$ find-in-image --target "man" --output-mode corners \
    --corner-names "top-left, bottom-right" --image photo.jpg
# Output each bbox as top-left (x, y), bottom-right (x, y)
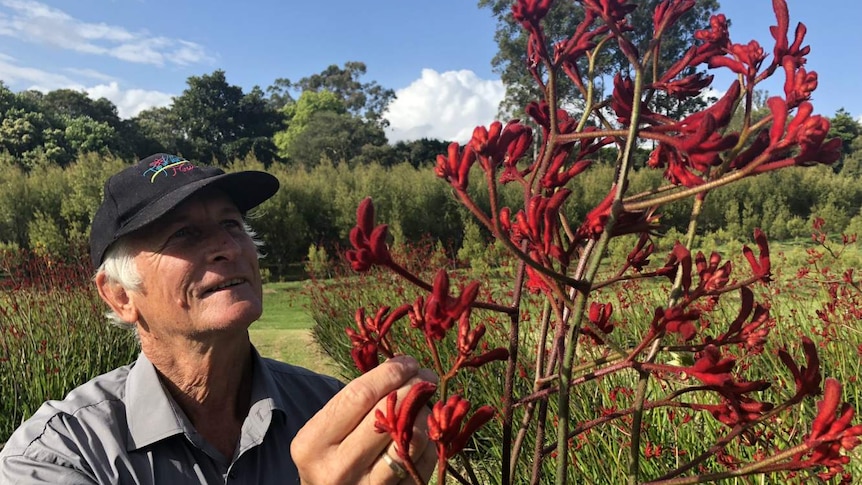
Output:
top-left (0, 154), bottom-right (436, 484)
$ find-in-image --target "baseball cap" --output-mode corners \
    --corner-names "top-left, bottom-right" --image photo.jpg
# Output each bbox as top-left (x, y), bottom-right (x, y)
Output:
top-left (89, 153), bottom-right (279, 267)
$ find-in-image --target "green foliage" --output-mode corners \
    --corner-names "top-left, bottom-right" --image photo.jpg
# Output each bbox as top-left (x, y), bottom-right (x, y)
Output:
top-left (1, 153), bottom-right (861, 271)
top-left (277, 61), bottom-right (396, 127)
top-left (274, 89), bottom-right (387, 167)
top-left (304, 244), bottom-right (332, 280)
top-left (166, 70), bottom-right (282, 164)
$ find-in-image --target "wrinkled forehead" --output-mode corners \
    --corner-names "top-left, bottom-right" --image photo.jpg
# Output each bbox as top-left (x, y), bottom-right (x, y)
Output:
top-left (125, 188), bottom-right (242, 245)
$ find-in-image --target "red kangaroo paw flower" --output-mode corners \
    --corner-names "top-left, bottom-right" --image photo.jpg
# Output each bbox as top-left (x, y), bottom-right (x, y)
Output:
top-left (428, 395), bottom-right (496, 458)
top-left (652, 0), bottom-right (695, 40)
top-left (625, 234), bottom-right (655, 272)
top-left (435, 142), bottom-right (477, 192)
top-left (783, 58), bottom-right (817, 109)
top-left (662, 306), bottom-right (701, 341)
top-left (695, 250), bottom-right (731, 293)
top-left (346, 304), bottom-right (411, 373)
top-left (769, 0), bottom-right (810, 69)
top-left (778, 336), bottom-right (822, 398)
top-left (693, 396), bottom-right (773, 428)
top-left (798, 378), bottom-right (862, 478)
top-left (346, 198), bottom-right (393, 272)
top-left (413, 271), bottom-right (481, 341)
top-left (462, 348), bottom-right (510, 368)
top-left (582, 301), bottom-right (614, 344)
top-left (470, 120), bottom-right (534, 173)
top-left (742, 228), bottom-right (772, 282)
top-left (375, 381), bottom-right (438, 463)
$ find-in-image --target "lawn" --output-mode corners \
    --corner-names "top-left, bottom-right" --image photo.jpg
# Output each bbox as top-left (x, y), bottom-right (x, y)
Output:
top-left (249, 281), bottom-right (341, 377)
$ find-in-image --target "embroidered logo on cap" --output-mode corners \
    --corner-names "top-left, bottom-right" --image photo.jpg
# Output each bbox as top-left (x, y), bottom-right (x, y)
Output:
top-left (142, 155), bottom-right (196, 183)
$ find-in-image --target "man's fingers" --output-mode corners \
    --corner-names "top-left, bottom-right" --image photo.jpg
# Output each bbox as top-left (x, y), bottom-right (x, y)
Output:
top-left (301, 356), bottom-right (420, 444)
top-left (336, 370), bottom-right (436, 466)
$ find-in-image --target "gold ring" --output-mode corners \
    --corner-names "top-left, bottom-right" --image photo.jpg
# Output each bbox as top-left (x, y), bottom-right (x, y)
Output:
top-left (382, 452), bottom-right (408, 479)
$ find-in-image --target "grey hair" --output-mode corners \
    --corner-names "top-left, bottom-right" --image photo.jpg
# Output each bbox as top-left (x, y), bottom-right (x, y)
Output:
top-left (96, 221), bottom-right (264, 332)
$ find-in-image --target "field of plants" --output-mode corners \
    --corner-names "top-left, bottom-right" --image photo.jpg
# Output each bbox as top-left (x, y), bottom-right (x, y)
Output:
top-left (308, 231), bottom-right (862, 483)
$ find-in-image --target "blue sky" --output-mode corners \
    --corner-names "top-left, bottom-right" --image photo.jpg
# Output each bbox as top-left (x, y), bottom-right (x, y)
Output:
top-left (0, 0), bottom-right (858, 143)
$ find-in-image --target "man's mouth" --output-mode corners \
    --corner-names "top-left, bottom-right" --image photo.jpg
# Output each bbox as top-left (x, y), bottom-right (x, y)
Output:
top-left (204, 278), bottom-right (246, 294)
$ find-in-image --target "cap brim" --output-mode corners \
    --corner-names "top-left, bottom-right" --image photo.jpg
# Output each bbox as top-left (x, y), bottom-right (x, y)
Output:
top-left (114, 170), bottom-right (279, 238)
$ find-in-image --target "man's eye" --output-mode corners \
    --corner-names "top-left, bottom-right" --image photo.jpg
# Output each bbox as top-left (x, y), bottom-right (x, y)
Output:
top-left (222, 219), bottom-right (243, 229)
top-left (171, 227), bottom-right (192, 239)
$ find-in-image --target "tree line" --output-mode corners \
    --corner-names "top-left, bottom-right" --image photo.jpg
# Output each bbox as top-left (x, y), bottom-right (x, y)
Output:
top-left (0, 62), bottom-right (451, 172)
top-left (2, 151), bottom-right (860, 279)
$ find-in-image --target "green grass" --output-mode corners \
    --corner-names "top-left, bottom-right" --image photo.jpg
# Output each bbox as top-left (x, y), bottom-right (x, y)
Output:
top-left (249, 281), bottom-right (340, 377)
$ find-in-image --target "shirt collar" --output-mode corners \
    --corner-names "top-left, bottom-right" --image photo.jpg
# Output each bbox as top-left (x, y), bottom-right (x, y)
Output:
top-left (124, 347), bottom-right (283, 452)
top-left (124, 352), bottom-right (186, 451)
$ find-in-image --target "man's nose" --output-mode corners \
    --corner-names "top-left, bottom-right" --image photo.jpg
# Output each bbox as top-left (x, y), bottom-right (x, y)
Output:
top-left (204, 225), bottom-right (243, 262)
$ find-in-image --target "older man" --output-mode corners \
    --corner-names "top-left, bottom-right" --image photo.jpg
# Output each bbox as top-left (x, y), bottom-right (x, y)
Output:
top-left (0, 154), bottom-right (435, 484)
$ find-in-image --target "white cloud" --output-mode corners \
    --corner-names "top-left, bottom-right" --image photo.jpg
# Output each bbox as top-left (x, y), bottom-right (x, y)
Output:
top-left (0, 55), bottom-right (172, 118)
top-left (385, 68), bottom-right (505, 143)
top-left (0, 53), bottom-right (79, 87)
top-left (0, 0), bottom-right (212, 66)
top-left (86, 81), bottom-right (173, 118)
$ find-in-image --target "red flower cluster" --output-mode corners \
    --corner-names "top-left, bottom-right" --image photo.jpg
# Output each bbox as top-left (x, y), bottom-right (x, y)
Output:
top-left (345, 305), bottom-right (410, 372)
top-left (375, 381), bottom-right (438, 478)
top-left (346, 197), bottom-right (393, 272)
top-left (428, 395), bottom-right (495, 459)
top-left (408, 270), bottom-right (479, 341)
top-left (794, 379), bottom-right (862, 481)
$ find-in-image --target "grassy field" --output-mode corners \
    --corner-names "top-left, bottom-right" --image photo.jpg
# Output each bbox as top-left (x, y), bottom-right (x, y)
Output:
top-left (250, 281), bottom-right (340, 377)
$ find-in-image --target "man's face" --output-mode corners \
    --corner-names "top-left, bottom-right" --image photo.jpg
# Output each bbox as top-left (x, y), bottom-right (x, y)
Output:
top-left (126, 189), bottom-right (263, 338)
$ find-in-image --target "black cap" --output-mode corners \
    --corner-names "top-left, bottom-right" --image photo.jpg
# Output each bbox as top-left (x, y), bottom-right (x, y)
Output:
top-left (89, 153), bottom-right (279, 267)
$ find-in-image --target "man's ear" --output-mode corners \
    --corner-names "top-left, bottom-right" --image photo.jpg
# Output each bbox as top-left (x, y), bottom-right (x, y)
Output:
top-left (94, 272), bottom-right (139, 324)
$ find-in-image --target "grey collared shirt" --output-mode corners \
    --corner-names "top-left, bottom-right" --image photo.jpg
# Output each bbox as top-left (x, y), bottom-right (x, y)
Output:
top-left (0, 349), bottom-right (343, 484)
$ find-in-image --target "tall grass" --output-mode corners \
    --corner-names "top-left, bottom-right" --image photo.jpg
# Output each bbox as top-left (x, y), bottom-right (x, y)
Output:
top-left (0, 248), bottom-right (139, 444)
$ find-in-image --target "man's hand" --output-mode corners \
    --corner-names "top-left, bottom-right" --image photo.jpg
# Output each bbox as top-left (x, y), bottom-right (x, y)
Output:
top-left (292, 356), bottom-right (438, 484)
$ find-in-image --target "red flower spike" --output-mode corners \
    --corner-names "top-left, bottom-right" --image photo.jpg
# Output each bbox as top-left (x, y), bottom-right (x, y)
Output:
top-left (742, 228), bottom-right (772, 282)
top-left (470, 120), bottom-right (534, 173)
top-left (778, 336), bottom-right (822, 398)
top-left (652, 0), bottom-right (695, 40)
top-left (652, 72), bottom-right (714, 100)
top-left (695, 250), bottom-right (731, 293)
top-left (693, 396), bottom-right (774, 428)
top-left (346, 198), bottom-right (393, 272)
top-left (662, 306), bottom-right (700, 341)
top-left (783, 58), bottom-right (817, 109)
top-left (435, 142), bottom-right (477, 191)
top-left (346, 304), bottom-right (411, 373)
top-left (582, 301), bottom-right (614, 344)
top-left (625, 234), bottom-right (654, 272)
top-left (375, 381), bottom-right (438, 463)
top-left (659, 242), bottom-right (692, 292)
top-left (511, 0), bottom-right (553, 26)
top-left (802, 378), bottom-right (862, 477)
top-left (429, 396), bottom-right (496, 459)
top-left (417, 271), bottom-right (481, 341)
top-left (769, 0), bottom-right (810, 69)
top-left (462, 348), bottom-right (510, 368)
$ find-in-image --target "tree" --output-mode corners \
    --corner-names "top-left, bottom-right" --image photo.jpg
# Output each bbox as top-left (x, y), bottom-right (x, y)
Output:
top-left (828, 108), bottom-right (861, 157)
top-left (274, 89), bottom-right (386, 167)
top-left (169, 70), bottom-right (282, 164)
top-left (273, 61), bottom-right (396, 128)
top-left (478, 0), bottom-right (719, 118)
